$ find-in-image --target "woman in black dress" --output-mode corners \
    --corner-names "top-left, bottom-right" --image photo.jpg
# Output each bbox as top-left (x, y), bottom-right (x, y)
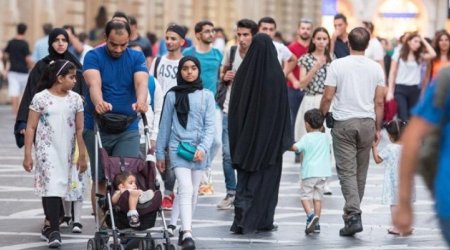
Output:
top-left (229, 33), bottom-right (293, 234)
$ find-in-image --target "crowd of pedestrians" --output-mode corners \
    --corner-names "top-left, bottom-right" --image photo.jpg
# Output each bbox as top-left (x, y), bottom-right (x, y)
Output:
top-left (2, 8), bottom-right (450, 249)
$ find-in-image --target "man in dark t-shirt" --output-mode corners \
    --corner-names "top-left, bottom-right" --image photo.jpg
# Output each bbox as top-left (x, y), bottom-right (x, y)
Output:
top-left (3, 23), bottom-right (32, 116)
top-left (129, 16), bottom-right (153, 68)
top-left (331, 13), bottom-right (350, 58)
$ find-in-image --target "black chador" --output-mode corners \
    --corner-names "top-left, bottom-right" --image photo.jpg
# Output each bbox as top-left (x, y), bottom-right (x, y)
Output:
top-left (228, 33), bottom-right (293, 234)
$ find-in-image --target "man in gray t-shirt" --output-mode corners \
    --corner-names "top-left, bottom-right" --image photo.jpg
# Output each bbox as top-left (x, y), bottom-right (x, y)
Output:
top-left (320, 27), bottom-right (385, 237)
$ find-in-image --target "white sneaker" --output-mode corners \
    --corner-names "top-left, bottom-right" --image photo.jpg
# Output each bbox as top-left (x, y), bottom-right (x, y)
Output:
top-left (72, 222), bottom-right (82, 233)
top-left (167, 224), bottom-right (176, 237)
top-left (217, 194), bottom-right (235, 210)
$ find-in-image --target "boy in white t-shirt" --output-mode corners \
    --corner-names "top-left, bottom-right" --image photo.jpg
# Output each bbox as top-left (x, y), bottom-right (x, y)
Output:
top-left (290, 108), bottom-right (332, 235)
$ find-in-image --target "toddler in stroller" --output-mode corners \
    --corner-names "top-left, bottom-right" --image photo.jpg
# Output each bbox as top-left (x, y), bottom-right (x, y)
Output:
top-left (87, 114), bottom-right (176, 250)
top-left (111, 172), bottom-right (155, 228)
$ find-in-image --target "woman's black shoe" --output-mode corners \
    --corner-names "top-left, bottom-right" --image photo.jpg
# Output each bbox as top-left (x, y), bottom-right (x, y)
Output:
top-left (181, 237), bottom-right (196, 250)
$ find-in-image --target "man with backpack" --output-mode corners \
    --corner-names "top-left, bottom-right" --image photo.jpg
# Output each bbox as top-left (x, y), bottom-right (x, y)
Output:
top-left (216, 19), bottom-right (258, 210)
top-left (148, 24), bottom-right (186, 210)
top-left (394, 69), bottom-right (450, 245)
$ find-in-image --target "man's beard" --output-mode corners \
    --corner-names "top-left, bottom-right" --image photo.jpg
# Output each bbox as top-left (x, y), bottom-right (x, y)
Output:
top-left (201, 38), bottom-right (213, 45)
top-left (300, 34), bottom-right (310, 41)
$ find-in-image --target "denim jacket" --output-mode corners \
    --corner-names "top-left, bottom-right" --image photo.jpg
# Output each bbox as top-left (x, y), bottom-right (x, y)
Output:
top-left (156, 89), bottom-right (215, 170)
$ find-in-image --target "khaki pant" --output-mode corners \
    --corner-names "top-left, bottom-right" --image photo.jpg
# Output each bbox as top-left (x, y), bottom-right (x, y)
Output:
top-left (331, 118), bottom-right (375, 216)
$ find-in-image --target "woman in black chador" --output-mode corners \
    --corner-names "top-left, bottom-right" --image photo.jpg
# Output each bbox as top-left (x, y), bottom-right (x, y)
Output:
top-left (14, 28), bottom-right (86, 148)
top-left (228, 33), bottom-right (293, 234)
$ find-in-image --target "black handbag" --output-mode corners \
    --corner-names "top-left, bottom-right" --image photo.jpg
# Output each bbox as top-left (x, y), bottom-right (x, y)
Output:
top-left (96, 112), bottom-right (137, 134)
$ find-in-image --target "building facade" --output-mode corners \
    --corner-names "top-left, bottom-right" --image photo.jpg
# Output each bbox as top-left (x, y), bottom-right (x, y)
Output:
top-left (0, 0), bottom-right (448, 50)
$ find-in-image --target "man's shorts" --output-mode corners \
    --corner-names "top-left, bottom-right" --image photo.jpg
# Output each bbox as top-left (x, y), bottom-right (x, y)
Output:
top-left (7, 71), bottom-right (28, 97)
top-left (300, 177), bottom-right (327, 200)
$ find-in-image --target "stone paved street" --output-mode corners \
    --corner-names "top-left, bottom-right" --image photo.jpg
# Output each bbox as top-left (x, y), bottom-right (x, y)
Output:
top-left (0, 105), bottom-right (447, 249)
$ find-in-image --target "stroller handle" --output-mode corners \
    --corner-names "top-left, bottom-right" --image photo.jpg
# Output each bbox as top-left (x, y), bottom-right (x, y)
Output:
top-left (141, 112), bottom-right (151, 140)
top-left (141, 112), bottom-right (148, 127)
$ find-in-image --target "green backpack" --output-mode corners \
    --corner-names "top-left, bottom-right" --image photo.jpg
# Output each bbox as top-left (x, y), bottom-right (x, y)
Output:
top-left (418, 68), bottom-right (450, 193)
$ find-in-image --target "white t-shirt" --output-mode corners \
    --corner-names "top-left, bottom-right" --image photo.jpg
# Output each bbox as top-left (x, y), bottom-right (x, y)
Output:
top-left (273, 41), bottom-right (293, 65)
top-left (365, 38), bottom-right (384, 62)
top-left (325, 55), bottom-right (385, 121)
top-left (391, 50), bottom-right (421, 86)
top-left (221, 46), bottom-right (244, 113)
top-left (141, 77), bottom-right (164, 142)
top-left (79, 44), bottom-right (94, 65)
top-left (149, 55), bottom-right (180, 95)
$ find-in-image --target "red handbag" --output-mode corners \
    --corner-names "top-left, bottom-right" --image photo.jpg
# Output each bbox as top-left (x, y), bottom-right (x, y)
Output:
top-left (383, 99), bottom-right (397, 122)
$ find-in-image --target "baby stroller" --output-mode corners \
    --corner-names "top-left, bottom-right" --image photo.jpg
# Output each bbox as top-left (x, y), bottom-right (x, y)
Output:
top-left (87, 113), bottom-right (176, 250)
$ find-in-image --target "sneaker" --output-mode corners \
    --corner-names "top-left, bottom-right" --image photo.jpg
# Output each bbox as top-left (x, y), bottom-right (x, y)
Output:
top-left (72, 222), bottom-right (83, 233)
top-left (314, 224), bottom-right (321, 233)
top-left (59, 216), bottom-right (71, 228)
top-left (167, 224), bottom-right (176, 237)
top-left (128, 214), bottom-right (141, 228)
top-left (40, 224), bottom-right (51, 241)
top-left (305, 214), bottom-right (319, 234)
top-left (198, 183), bottom-right (214, 195)
top-left (162, 193), bottom-right (175, 210)
top-left (339, 214), bottom-right (363, 237)
top-left (217, 194), bottom-right (235, 210)
top-left (181, 236), bottom-right (196, 250)
top-left (139, 190), bottom-right (155, 204)
top-left (47, 231), bottom-right (62, 248)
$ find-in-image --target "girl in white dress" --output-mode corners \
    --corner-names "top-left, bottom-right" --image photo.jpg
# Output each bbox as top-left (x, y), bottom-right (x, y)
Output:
top-left (23, 59), bottom-right (87, 248)
top-left (372, 120), bottom-right (411, 236)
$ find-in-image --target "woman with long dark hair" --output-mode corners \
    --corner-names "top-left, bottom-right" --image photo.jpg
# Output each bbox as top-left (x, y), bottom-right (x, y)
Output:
top-left (294, 27), bottom-right (332, 141)
top-left (14, 28), bottom-right (86, 148)
top-left (387, 32), bottom-right (436, 121)
top-left (424, 30), bottom-right (450, 86)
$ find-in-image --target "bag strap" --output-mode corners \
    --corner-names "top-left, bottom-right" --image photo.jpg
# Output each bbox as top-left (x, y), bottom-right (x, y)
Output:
top-left (148, 76), bottom-right (156, 110)
top-left (153, 56), bottom-right (162, 78)
top-left (229, 45), bottom-right (237, 69)
top-left (195, 91), bottom-right (204, 145)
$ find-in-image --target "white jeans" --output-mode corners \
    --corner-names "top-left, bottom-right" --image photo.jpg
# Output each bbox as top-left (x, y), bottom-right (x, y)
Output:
top-left (170, 167), bottom-right (204, 231)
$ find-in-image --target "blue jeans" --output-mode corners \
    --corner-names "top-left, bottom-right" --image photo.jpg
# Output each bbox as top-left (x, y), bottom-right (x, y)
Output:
top-left (439, 217), bottom-right (450, 246)
top-left (394, 84), bottom-right (420, 121)
top-left (222, 112), bottom-right (236, 192)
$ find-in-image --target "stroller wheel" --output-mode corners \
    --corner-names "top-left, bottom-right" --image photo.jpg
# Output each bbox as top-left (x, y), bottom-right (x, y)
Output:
top-left (87, 238), bottom-right (97, 250)
top-left (139, 239), bottom-right (155, 250)
top-left (88, 237), bottom-right (107, 250)
top-left (154, 242), bottom-right (176, 250)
